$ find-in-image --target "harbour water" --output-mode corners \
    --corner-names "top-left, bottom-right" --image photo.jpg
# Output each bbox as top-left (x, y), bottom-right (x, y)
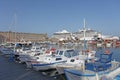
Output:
top-left (0, 46), bottom-right (120, 80)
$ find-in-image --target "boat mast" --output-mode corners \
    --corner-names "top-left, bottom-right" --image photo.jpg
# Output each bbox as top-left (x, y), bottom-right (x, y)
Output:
top-left (83, 18), bottom-right (86, 40)
top-left (14, 13), bottom-right (17, 52)
top-left (8, 25), bottom-right (11, 43)
top-left (82, 18), bottom-right (86, 72)
top-left (83, 18), bottom-right (87, 50)
top-left (14, 13), bottom-right (17, 43)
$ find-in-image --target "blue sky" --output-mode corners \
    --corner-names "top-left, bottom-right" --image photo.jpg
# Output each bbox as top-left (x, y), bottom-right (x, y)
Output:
top-left (0, 0), bottom-right (120, 36)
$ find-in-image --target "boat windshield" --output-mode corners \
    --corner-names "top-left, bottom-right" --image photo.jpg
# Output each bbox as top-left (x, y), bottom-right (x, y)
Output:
top-left (22, 47), bottom-right (30, 51)
top-left (59, 51), bottom-right (64, 55)
top-left (64, 50), bottom-right (78, 58)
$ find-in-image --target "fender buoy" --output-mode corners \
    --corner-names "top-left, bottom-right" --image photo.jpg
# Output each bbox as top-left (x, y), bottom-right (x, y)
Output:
top-left (46, 50), bottom-right (50, 53)
top-left (31, 61), bottom-right (38, 64)
top-left (50, 47), bottom-right (56, 51)
top-left (46, 47), bottom-right (56, 54)
top-left (105, 50), bottom-right (110, 54)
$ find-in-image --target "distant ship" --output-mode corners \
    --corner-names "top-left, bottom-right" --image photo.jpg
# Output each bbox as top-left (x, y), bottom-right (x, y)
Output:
top-left (51, 28), bottom-right (101, 41)
top-left (51, 28), bottom-right (119, 42)
top-left (73, 28), bottom-right (100, 41)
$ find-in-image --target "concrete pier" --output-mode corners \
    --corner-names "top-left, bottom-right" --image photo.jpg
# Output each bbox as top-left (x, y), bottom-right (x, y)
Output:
top-left (0, 53), bottom-right (56, 80)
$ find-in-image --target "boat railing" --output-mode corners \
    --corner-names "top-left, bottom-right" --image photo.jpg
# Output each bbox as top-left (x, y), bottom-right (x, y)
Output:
top-left (84, 61), bottom-right (120, 76)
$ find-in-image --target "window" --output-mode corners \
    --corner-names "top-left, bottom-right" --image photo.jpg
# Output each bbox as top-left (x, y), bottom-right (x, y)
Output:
top-left (59, 51), bottom-right (63, 55)
top-left (56, 58), bottom-right (62, 61)
top-left (64, 50), bottom-right (78, 58)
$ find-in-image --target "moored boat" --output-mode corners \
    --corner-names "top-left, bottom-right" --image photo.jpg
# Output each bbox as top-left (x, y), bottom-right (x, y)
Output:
top-left (31, 48), bottom-right (79, 71)
top-left (64, 51), bottom-right (120, 80)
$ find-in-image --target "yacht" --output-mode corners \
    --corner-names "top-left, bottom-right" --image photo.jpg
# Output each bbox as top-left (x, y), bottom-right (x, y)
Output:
top-left (31, 48), bottom-right (79, 71)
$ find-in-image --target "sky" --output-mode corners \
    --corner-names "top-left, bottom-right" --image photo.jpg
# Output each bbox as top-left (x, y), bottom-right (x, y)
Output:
top-left (0, 0), bottom-right (120, 36)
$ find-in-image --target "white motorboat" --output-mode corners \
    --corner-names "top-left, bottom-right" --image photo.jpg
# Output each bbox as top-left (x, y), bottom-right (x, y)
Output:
top-left (56, 49), bottom-right (96, 74)
top-left (31, 48), bottom-right (79, 71)
top-left (59, 19), bottom-right (97, 76)
top-left (17, 45), bottom-right (46, 63)
top-left (0, 47), bottom-right (15, 57)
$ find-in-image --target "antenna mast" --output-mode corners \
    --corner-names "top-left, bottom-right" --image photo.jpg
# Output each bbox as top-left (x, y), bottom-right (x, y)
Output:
top-left (14, 13), bottom-right (17, 43)
top-left (83, 18), bottom-right (86, 39)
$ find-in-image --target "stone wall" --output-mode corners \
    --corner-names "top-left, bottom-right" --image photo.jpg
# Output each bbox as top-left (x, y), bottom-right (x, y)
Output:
top-left (0, 31), bottom-right (48, 43)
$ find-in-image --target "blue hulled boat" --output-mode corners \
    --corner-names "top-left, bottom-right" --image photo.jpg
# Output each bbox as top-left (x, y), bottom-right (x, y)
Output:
top-left (64, 52), bottom-right (120, 80)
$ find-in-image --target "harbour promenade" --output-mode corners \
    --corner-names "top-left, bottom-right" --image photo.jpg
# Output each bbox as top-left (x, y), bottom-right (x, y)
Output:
top-left (0, 52), bottom-right (57, 80)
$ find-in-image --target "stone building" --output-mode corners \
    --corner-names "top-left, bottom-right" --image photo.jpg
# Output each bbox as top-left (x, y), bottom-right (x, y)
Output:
top-left (0, 31), bottom-right (48, 43)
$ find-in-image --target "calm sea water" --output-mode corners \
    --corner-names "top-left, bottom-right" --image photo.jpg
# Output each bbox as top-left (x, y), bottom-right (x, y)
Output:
top-left (0, 46), bottom-right (120, 80)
